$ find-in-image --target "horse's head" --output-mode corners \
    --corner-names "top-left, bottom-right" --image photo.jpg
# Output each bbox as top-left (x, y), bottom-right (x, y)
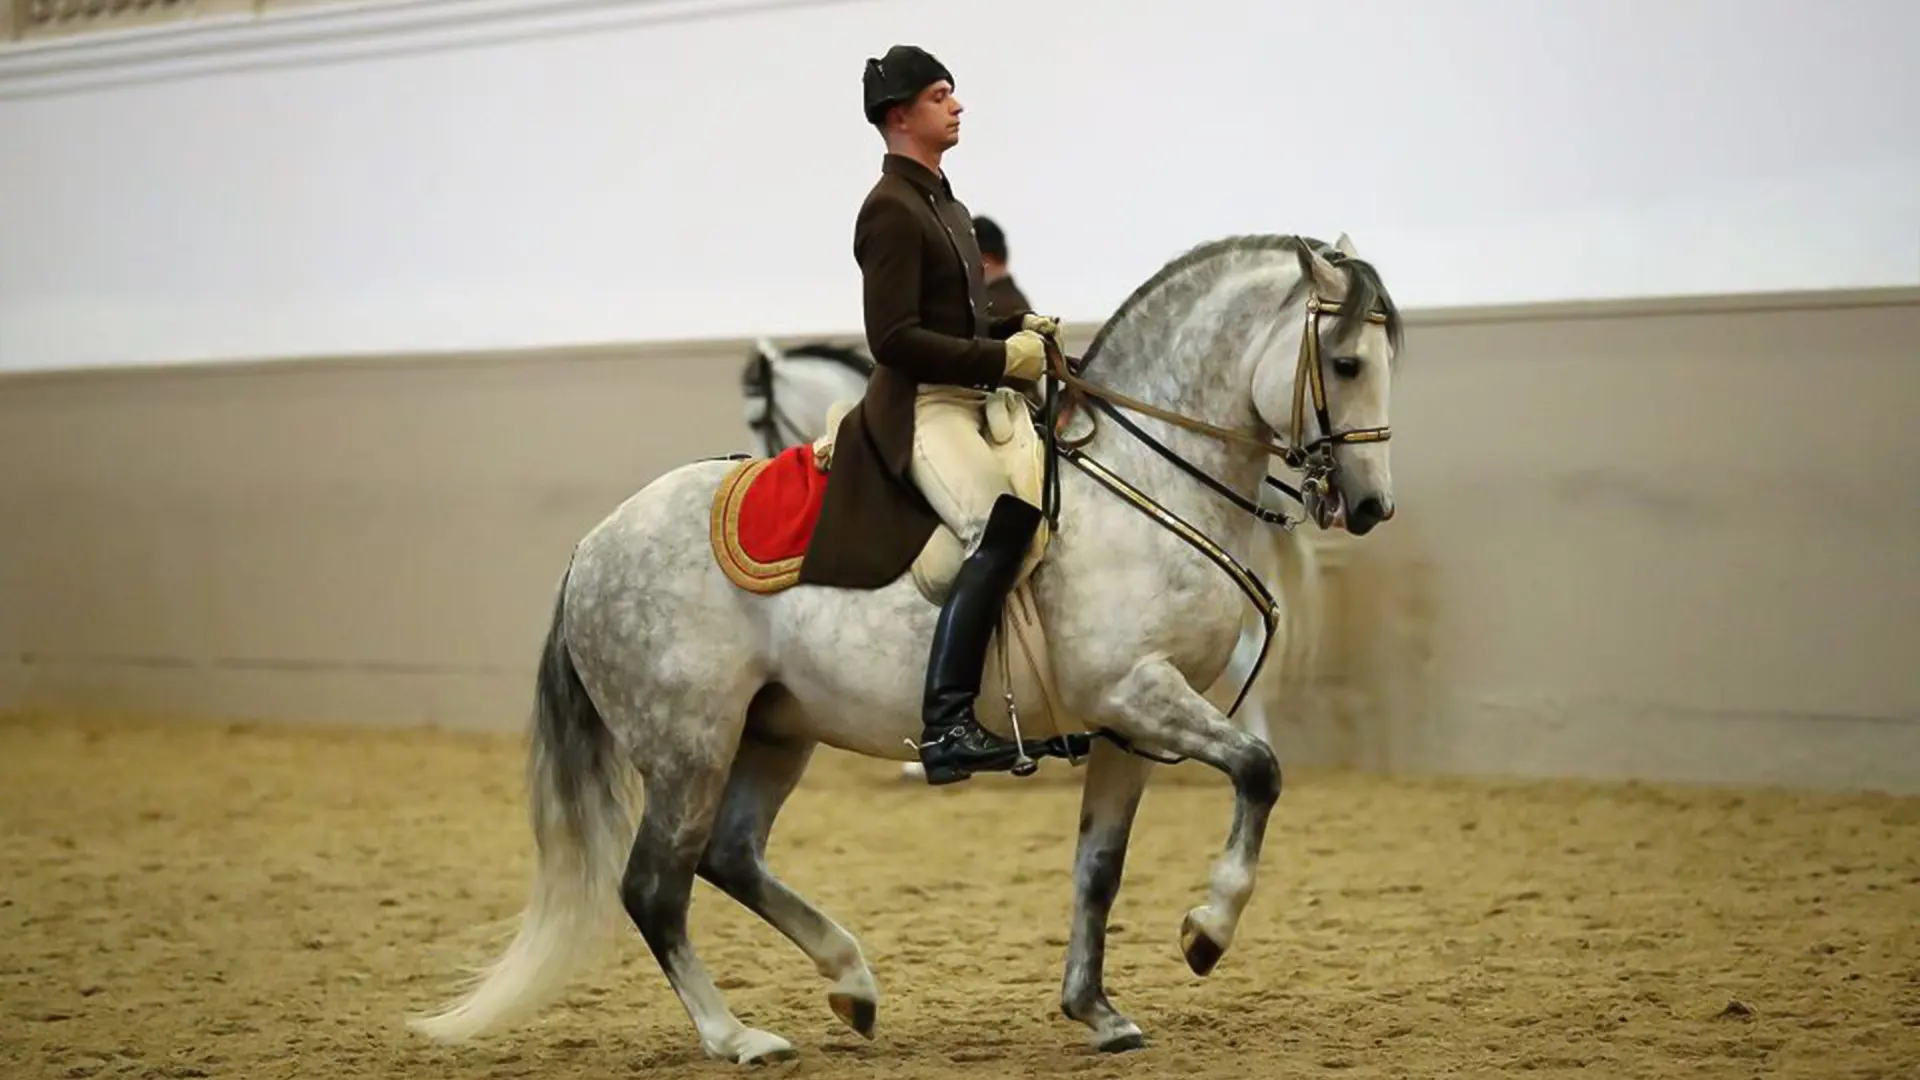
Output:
top-left (742, 339), bottom-right (779, 395)
top-left (736, 338), bottom-right (877, 457)
top-left (740, 340), bottom-right (780, 450)
top-left (1250, 234), bottom-right (1401, 536)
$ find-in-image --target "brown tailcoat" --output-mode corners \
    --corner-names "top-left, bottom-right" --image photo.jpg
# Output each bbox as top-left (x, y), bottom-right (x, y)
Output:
top-left (795, 154), bottom-right (1030, 589)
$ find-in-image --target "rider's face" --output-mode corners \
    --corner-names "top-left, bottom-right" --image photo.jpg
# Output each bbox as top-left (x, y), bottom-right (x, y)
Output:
top-left (892, 81), bottom-right (962, 151)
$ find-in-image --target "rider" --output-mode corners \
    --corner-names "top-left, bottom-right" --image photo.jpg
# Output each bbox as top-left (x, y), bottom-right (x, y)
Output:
top-left (972, 213), bottom-right (1057, 417)
top-left (829, 44), bottom-right (1059, 785)
top-left (973, 215), bottom-right (1033, 323)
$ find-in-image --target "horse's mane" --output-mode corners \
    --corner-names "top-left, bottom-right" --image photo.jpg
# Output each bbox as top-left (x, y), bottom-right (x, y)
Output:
top-left (773, 341), bottom-right (876, 376)
top-left (1077, 234), bottom-right (1403, 372)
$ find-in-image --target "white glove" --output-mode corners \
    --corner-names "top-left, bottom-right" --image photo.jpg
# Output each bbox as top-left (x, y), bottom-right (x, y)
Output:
top-left (1021, 313), bottom-right (1061, 339)
top-left (1003, 330), bottom-right (1046, 381)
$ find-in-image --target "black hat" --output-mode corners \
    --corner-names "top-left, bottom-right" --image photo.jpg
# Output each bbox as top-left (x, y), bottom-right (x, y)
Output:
top-left (862, 45), bottom-right (953, 125)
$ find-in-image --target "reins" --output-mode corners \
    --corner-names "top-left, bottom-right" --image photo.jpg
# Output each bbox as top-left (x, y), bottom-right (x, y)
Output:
top-left (1042, 293), bottom-right (1392, 531)
top-left (1030, 292), bottom-right (1392, 766)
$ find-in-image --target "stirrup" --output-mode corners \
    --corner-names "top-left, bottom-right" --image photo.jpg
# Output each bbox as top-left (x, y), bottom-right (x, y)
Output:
top-left (902, 711), bottom-right (1038, 782)
top-left (945, 686), bottom-right (1041, 778)
top-left (902, 723), bottom-right (1034, 769)
top-left (1000, 686), bottom-right (1040, 777)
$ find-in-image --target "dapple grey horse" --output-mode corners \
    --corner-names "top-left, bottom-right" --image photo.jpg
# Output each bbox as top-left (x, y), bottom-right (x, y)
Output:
top-left (409, 233), bottom-right (1402, 1064)
top-left (737, 336), bottom-right (1330, 780)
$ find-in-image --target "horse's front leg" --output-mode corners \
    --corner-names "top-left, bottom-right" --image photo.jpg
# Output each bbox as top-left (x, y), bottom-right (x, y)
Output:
top-left (1104, 655), bottom-right (1282, 976)
top-left (1060, 736), bottom-right (1155, 1051)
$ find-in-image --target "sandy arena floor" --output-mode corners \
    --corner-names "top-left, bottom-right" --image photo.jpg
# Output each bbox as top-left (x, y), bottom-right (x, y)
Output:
top-left (1, 711), bottom-right (1916, 1079)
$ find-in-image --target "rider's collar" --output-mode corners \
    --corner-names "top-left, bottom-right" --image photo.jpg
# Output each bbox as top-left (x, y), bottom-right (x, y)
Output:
top-left (881, 153), bottom-right (953, 199)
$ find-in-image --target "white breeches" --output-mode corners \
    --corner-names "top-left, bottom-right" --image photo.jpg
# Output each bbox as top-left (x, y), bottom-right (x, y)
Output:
top-left (910, 386), bottom-right (1016, 556)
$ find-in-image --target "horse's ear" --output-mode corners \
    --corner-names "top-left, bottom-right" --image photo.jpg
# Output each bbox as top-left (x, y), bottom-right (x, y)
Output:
top-left (1332, 232), bottom-right (1358, 258)
top-left (1306, 242), bottom-right (1347, 298)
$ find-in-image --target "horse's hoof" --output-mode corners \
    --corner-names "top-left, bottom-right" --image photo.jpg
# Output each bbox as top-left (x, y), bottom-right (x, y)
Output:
top-left (828, 990), bottom-right (877, 1040)
top-left (1095, 1025), bottom-right (1147, 1053)
top-left (1179, 910), bottom-right (1225, 977)
top-left (712, 1028), bottom-right (797, 1065)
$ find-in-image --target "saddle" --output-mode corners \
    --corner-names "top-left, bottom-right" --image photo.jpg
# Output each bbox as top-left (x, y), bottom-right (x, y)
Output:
top-left (708, 389), bottom-right (1081, 747)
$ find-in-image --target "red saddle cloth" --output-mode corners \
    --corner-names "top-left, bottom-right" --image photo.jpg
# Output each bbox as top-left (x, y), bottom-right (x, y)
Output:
top-left (709, 445), bottom-right (830, 593)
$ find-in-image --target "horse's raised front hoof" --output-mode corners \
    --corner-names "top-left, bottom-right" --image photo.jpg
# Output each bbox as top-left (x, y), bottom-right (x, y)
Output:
top-left (827, 990), bottom-right (877, 1040)
top-left (1179, 909), bottom-right (1225, 977)
top-left (708, 1028), bottom-right (798, 1065)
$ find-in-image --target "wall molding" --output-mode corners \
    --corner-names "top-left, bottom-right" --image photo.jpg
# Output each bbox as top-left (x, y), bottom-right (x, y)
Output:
top-left (1403, 283), bottom-right (1920, 328)
top-left (8, 0), bottom-right (254, 48)
top-left (2, 284), bottom-right (1914, 388)
top-left (0, 0), bottom-right (867, 98)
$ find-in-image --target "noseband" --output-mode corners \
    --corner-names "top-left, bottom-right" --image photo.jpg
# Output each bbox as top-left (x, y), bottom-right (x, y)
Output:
top-left (1044, 292), bottom-right (1392, 529)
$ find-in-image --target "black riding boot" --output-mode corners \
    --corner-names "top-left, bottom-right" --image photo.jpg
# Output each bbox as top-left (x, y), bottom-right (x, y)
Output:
top-left (918, 494), bottom-right (1046, 786)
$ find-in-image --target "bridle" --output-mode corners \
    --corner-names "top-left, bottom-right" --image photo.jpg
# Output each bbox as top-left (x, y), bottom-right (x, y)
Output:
top-left (1024, 289), bottom-right (1394, 763)
top-left (1041, 292), bottom-right (1392, 532)
top-left (1282, 295), bottom-right (1394, 527)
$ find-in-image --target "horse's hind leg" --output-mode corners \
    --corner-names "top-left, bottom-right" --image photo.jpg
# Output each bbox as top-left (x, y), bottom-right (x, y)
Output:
top-left (621, 738), bottom-right (796, 1064)
top-left (1060, 737), bottom-right (1155, 1052)
top-left (1104, 656), bottom-right (1283, 977)
top-left (697, 733), bottom-right (880, 1039)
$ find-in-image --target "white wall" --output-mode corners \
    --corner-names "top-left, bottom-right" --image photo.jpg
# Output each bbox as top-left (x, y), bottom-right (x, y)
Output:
top-left (2, 0), bottom-right (1916, 372)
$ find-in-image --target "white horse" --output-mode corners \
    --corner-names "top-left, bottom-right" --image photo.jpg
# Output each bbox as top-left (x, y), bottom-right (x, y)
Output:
top-left (408, 233), bottom-right (1402, 1064)
top-left (738, 336), bottom-right (1329, 781)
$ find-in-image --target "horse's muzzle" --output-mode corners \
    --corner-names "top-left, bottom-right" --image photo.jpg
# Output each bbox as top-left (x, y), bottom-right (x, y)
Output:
top-left (1345, 495), bottom-right (1391, 536)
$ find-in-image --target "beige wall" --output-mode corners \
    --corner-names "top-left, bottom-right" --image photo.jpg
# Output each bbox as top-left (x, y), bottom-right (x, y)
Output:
top-left (1295, 291), bottom-right (1920, 795)
top-left (4, 289), bottom-right (1918, 793)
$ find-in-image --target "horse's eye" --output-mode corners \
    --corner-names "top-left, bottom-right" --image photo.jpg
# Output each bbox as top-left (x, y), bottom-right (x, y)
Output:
top-left (1332, 355), bottom-right (1362, 379)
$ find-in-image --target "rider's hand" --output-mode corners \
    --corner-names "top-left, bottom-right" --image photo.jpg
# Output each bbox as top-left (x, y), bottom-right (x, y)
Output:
top-left (1003, 330), bottom-right (1046, 381)
top-left (1021, 313), bottom-right (1061, 338)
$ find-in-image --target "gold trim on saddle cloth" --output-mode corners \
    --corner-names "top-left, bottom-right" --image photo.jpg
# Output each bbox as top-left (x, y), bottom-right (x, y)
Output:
top-left (709, 456), bottom-right (806, 594)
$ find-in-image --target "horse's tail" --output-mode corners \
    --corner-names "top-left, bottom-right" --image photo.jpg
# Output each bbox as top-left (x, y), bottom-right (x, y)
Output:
top-left (1270, 526), bottom-right (1327, 696)
top-left (409, 565), bottom-right (635, 1043)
